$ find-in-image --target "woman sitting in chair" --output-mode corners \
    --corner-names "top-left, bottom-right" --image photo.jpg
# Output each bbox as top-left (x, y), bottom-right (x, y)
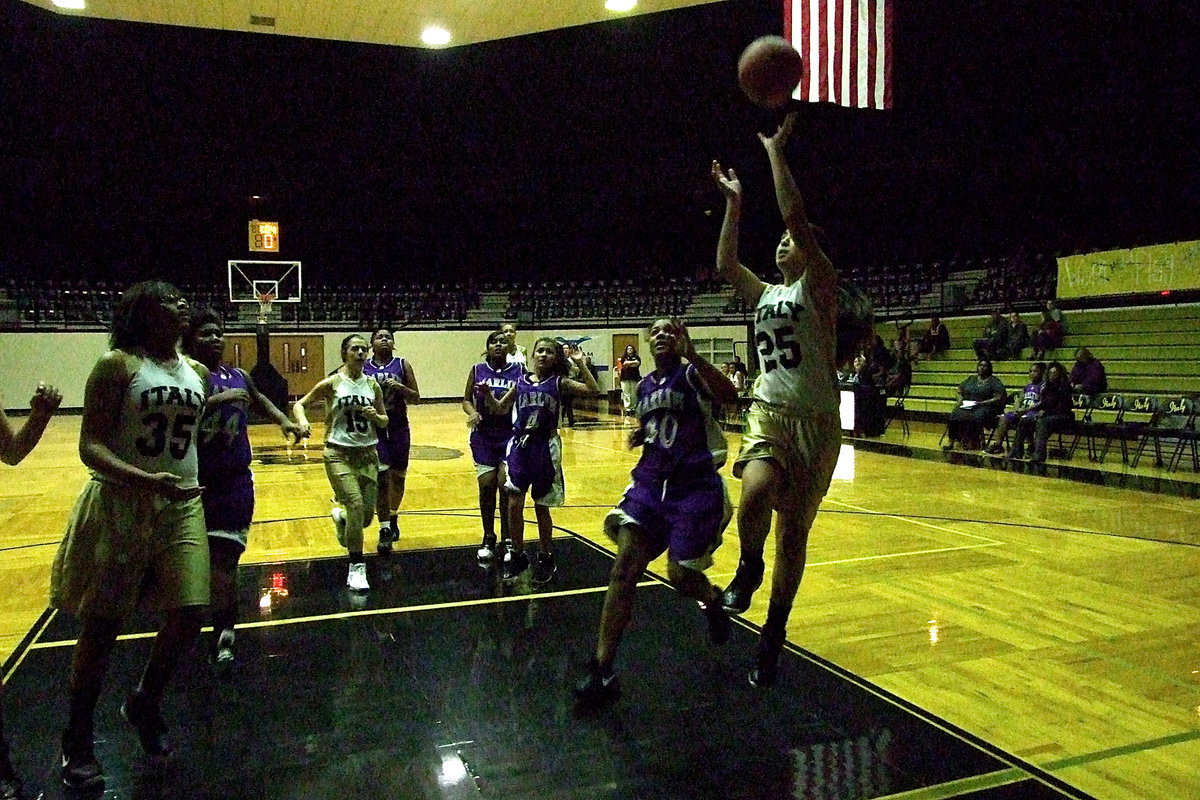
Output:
top-left (944, 359), bottom-right (1007, 451)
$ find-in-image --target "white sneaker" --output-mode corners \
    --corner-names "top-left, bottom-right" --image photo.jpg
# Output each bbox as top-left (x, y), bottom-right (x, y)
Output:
top-left (477, 536), bottom-right (496, 561)
top-left (347, 562), bottom-right (369, 591)
top-left (331, 507), bottom-right (347, 547)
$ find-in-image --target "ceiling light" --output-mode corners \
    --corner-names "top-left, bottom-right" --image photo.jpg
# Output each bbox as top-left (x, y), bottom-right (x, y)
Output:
top-left (605, 0), bottom-right (637, 11)
top-left (52, 0), bottom-right (86, 8)
top-left (421, 26), bottom-right (451, 46)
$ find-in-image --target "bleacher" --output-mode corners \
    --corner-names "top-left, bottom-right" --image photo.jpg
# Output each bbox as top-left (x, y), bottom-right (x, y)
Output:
top-left (899, 304), bottom-right (1200, 469)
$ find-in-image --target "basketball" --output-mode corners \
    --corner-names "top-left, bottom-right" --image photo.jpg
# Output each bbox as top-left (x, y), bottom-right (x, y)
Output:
top-left (737, 35), bottom-right (804, 108)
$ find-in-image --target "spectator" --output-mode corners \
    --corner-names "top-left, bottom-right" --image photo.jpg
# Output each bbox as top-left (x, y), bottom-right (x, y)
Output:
top-left (1006, 311), bottom-right (1030, 357)
top-left (917, 315), bottom-right (951, 360)
top-left (1009, 361), bottom-right (1074, 462)
top-left (864, 334), bottom-right (895, 385)
top-left (986, 362), bottom-right (1045, 454)
top-left (1070, 347), bottom-right (1107, 396)
top-left (1030, 308), bottom-right (1065, 359)
top-left (884, 350), bottom-right (913, 398)
top-left (730, 355), bottom-right (748, 380)
top-left (1045, 299), bottom-right (1067, 333)
top-left (973, 310), bottom-right (1011, 361)
top-left (943, 359), bottom-right (1007, 451)
top-left (892, 322), bottom-right (917, 361)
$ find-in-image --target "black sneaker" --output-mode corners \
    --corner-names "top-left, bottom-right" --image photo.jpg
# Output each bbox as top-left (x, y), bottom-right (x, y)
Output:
top-left (700, 600), bottom-right (731, 645)
top-left (748, 640), bottom-right (782, 689)
top-left (477, 534), bottom-right (497, 561)
top-left (573, 659), bottom-right (620, 706)
top-left (531, 551), bottom-right (556, 585)
top-left (501, 550), bottom-right (529, 582)
top-left (120, 691), bottom-right (173, 757)
top-left (60, 731), bottom-right (104, 790)
top-left (722, 560), bottom-right (764, 614)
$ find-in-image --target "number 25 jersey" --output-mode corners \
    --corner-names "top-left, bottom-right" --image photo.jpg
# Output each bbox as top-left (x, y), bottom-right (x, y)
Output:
top-left (751, 277), bottom-right (838, 416)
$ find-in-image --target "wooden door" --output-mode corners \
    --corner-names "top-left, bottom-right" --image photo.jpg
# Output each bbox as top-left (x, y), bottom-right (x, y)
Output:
top-left (222, 334), bottom-right (324, 399)
top-left (611, 333), bottom-right (641, 391)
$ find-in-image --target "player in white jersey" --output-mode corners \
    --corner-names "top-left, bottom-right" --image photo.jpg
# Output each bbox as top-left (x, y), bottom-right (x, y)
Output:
top-left (1, 378), bottom-right (61, 798)
top-left (51, 281), bottom-right (210, 791)
top-left (294, 334), bottom-right (388, 592)
top-left (712, 112), bottom-right (873, 688)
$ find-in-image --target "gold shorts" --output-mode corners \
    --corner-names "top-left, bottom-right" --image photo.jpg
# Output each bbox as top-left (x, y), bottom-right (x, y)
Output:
top-left (51, 479), bottom-right (210, 619)
top-left (734, 402), bottom-right (841, 513)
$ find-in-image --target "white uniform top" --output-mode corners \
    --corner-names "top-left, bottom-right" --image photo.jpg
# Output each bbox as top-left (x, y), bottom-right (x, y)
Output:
top-left (506, 345), bottom-right (527, 367)
top-left (325, 372), bottom-right (379, 448)
top-left (107, 355), bottom-right (207, 488)
top-left (751, 277), bottom-right (838, 415)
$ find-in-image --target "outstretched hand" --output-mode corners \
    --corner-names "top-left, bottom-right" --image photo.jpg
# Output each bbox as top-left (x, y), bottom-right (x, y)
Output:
top-left (30, 383), bottom-right (62, 415)
top-left (711, 161), bottom-right (743, 205)
top-left (280, 419), bottom-right (305, 444)
top-left (757, 110), bottom-right (798, 151)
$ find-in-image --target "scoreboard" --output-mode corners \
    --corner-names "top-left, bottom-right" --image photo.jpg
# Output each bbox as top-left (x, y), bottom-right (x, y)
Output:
top-left (248, 220), bottom-right (280, 252)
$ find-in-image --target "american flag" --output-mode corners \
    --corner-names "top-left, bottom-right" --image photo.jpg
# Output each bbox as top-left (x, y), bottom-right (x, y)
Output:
top-left (786, 0), bottom-right (893, 110)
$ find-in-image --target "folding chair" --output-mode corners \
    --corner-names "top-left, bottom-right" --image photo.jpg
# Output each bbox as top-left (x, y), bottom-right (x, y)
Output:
top-left (1131, 396), bottom-right (1198, 471)
top-left (882, 385), bottom-right (911, 438)
top-left (1049, 393), bottom-right (1093, 460)
top-left (1085, 393), bottom-right (1125, 463)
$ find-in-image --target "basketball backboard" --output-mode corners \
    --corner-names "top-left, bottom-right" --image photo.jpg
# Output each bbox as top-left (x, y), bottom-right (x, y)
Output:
top-left (228, 260), bottom-right (302, 304)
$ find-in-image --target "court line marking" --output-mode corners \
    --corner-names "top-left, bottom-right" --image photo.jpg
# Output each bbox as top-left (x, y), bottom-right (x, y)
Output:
top-left (566, 531), bottom-right (1100, 799)
top-left (864, 768), bottom-right (1030, 800)
top-left (27, 580), bottom-right (659, 651)
top-left (705, 542), bottom-right (1004, 580)
top-left (824, 497), bottom-right (1006, 545)
top-left (3, 608), bottom-right (57, 684)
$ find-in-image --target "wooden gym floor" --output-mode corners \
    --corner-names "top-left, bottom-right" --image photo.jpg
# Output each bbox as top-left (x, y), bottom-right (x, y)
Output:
top-left (1, 404), bottom-right (1197, 798)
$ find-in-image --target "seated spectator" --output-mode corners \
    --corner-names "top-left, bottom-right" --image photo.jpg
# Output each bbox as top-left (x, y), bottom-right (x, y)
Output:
top-left (973, 310), bottom-right (1011, 361)
top-left (1030, 308), bottom-right (1065, 359)
top-left (986, 362), bottom-right (1045, 454)
top-left (1008, 361), bottom-right (1074, 462)
top-left (944, 359), bottom-right (1007, 451)
top-left (893, 322), bottom-right (917, 361)
top-left (916, 315), bottom-right (951, 360)
top-left (1070, 347), bottom-right (1107, 396)
top-left (1045, 299), bottom-right (1066, 333)
top-left (884, 350), bottom-right (913, 398)
top-left (864, 334), bottom-right (895, 385)
top-left (1006, 311), bottom-right (1030, 357)
top-left (730, 355), bottom-right (748, 381)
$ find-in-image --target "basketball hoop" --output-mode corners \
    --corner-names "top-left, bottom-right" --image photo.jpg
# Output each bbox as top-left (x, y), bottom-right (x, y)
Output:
top-left (256, 291), bottom-right (276, 323)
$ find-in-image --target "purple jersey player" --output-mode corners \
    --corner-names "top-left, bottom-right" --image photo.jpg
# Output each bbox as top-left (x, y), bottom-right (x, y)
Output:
top-left (184, 308), bottom-right (303, 673)
top-left (490, 336), bottom-right (600, 583)
top-left (576, 317), bottom-right (739, 706)
top-left (363, 329), bottom-right (419, 554)
top-left (462, 330), bottom-right (524, 562)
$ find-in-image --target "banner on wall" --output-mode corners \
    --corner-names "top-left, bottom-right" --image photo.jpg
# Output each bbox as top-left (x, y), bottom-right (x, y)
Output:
top-left (1056, 240), bottom-right (1200, 299)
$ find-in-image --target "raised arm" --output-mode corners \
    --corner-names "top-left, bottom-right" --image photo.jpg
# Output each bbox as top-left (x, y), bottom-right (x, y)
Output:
top-left (562, 351), bottom-right (601, 397)
top-left (0, 382), bottom-right (62, 465)
top-left (681, 326), bottom-right (739, 407)
top-left (711, 160), bottom-right (767, 305)
top-left (759, 113), bottom-right (837, 300)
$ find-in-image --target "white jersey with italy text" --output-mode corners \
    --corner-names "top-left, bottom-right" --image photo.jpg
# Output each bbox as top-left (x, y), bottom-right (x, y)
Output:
top-left (750, 277), bottom-right (838, 415)
top-left (325, 372), bottom-right (380, 448)
top-left (106, 354), bottom-right (207, 488)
